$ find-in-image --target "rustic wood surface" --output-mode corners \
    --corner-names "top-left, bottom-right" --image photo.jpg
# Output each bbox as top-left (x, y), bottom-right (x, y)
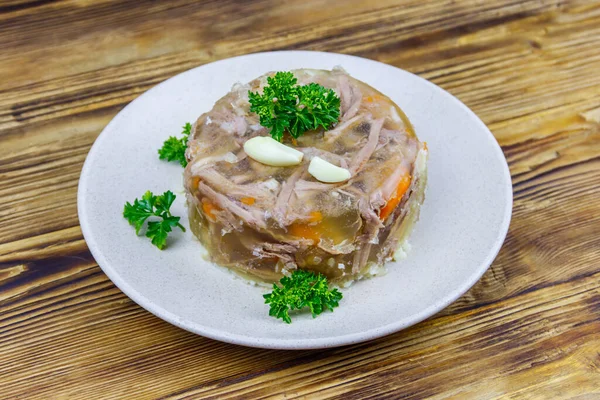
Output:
top-left (1, 0), bottom-right (599, 398)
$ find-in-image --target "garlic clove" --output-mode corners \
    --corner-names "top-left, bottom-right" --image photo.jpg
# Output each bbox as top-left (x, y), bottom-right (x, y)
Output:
top-left (308, 156), bottom-right (351, 183)
top-left (243, 136), bottom-right (304, 166)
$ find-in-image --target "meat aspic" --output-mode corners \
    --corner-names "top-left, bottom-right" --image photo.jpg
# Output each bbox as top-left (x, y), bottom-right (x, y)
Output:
top-left (184, 68), bottom-right (428, 285)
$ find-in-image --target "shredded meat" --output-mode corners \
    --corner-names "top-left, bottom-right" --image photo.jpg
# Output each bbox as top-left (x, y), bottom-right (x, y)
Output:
top-left (273, 166), bottom-right (305, 227)
top-left (184, 68), bottom-right (427, 284)
top-left (197, 182), bottom-right (267, 229)
top-left (350, 118), bottom-right (384, 175)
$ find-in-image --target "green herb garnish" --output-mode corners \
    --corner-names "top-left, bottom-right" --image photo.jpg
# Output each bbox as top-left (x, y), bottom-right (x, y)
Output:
top-left (248, 72), bottom-right (341, 142)
top-left (263, 269), bottom-right (343, 323)
top-left (123, 190), bottom-right (185, 250)
top-left (158, 122), bottom-right (192, 167)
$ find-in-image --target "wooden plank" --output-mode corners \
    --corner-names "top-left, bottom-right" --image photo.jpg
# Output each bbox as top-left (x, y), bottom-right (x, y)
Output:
top-left (2, 3), bottom-right (599, 247)
top-left (0, 0), bottom-right (599, 398)
top-left (1, 261), bottom-right (597, 399)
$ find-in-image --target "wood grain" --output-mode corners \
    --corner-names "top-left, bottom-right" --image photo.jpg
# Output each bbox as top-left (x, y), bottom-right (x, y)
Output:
top-left (1, 0), bottom-right (599, 398)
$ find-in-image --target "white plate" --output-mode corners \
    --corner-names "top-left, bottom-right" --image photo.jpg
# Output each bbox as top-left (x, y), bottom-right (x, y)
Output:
top-left (78, 51), bottom-right (512, 349)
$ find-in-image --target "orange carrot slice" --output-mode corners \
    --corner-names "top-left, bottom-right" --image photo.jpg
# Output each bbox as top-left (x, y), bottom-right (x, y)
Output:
top-left (364, 94), bottom-right (385, 103)
top-left (289, 223), bottom-right (321, 244)
top-left (379, 174), bottom-right (412, 220)
top-left (308, 211), bottom-right (323, 223)
top-left (240, 197), bottom-right (255, 205)
top-left (201, 200), bottom-right (221, 221)
top-left (190, 176), bottom-right (200, 190)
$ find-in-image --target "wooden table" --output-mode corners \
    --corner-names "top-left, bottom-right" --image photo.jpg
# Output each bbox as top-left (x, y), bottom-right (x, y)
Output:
top-left (2, 0), bottom-right (599, 398)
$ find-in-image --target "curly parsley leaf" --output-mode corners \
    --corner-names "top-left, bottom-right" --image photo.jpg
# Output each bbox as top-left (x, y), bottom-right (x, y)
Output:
top-left (263, 269), bottom-right (343, 323)
top-left (158, 122), bottom-right (192, 167)
top-left (248, 72), bottom-right (341, 142)
top-left (123, 190), bottom-right (186, 250)
top-left (154, 189), bottom-right (176, 214)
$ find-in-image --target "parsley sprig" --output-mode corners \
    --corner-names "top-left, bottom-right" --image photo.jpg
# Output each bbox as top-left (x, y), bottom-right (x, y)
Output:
top-left (123, 190), bottom-right (185, 250)
top-left (158, 122), bottom-right (192, 167)
top-left (263, 269), bottom-right (343, 323)
top-left (248, 72), bottom-right (341, 142)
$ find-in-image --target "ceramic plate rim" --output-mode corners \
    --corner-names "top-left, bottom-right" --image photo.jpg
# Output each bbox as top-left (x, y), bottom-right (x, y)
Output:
top-left (78, 50), bottom-right (513, 349)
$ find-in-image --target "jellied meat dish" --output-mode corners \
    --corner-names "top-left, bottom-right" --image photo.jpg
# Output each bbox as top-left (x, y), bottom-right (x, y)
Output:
top-left (184, 68), bottom-right (428, 285)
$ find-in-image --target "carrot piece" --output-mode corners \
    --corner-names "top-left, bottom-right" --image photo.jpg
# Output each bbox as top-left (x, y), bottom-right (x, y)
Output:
top-left (240, 197), bottom-right (255, 205)
top-left (308, 211), bottom-right (323, 223)
top-left (288, 211), bottom-right (324, 244)
top-left (201, 200), bottom-right (221, 221)
top-left (190, 176), bottom-right (200, 190)
top-left (289, 223), bottom-right (321, 244)
top-left (379, 174), bottom-right (412, 221)
top-left (364, 94), bottom-right (385, 103)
